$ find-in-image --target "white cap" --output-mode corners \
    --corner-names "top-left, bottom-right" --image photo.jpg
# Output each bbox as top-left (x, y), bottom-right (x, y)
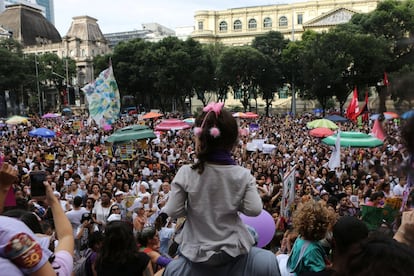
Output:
top-left (140, 182), bottom-right (149, 190)
top-left (115, 191), bottom-right (124, 197)
top-left (107, 214), bottom-right (121, 222)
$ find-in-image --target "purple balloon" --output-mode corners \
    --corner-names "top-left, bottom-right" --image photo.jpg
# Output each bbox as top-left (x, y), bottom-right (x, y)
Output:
top-left (239, 209), bottom-right (276, 248)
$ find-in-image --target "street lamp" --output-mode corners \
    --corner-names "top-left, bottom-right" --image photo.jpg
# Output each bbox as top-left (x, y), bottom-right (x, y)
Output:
top-left (34, 55), bottom-right (42, 115)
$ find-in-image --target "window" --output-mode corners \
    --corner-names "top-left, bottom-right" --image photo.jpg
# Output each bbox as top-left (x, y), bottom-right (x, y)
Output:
top-left (279, 16), bottom-right (288, 27)
top-left (263, 17), bottom-right (272, 28)
top-left (81, 49), bottom-right (85, 57)
top-left (219, 21), bottom-right (228, 32)
top-left (248, 19), bottom-right (257, 29)
top-left (297, 14), bottom-right (303, 25)
top-left (198, 21), bottom-right (204, 31)
top-left (233, 20), bottom-right (242, 30)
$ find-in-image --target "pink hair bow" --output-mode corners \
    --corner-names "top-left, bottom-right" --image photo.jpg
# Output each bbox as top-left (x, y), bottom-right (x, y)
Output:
top-left (203, 102), bottom-right (224, 117)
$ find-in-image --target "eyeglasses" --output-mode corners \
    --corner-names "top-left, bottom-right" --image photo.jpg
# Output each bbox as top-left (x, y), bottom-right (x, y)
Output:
top-left (112, 208), bottom-right (120, 211)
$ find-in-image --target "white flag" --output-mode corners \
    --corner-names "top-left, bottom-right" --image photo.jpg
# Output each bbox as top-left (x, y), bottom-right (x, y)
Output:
top-left (281, 168), bottom-right (296, 218)
top-left (328, 129), bottom-right (341, 170)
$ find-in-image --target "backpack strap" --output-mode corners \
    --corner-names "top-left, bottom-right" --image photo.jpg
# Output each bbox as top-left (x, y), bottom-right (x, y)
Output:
top-left (291, 240), bottom-right (311, 272)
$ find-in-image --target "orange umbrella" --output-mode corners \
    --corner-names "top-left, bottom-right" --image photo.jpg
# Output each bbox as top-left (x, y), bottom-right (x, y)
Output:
top-left (142, 111), bottom-right (163, 119)
top-left (232, 112), bottom-right (246, 118)
top-left (383, 111), bottom-right (399, 119)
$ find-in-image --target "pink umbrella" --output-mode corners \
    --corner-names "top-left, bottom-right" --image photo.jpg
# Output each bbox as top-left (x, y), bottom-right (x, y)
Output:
top-left (309, 127), bottom-right (334, 138)
top-left (155, 119), bottom-right (191, 131)
top-left (103, 124), bottom-right (112, 131)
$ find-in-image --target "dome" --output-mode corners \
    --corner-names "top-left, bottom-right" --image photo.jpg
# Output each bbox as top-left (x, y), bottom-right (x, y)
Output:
top-left (0, 4), bottom-right (61, 46)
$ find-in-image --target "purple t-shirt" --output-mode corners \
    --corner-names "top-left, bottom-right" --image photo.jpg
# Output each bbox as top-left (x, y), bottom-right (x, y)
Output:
top-left (52, 250), bottom-right (73, 275)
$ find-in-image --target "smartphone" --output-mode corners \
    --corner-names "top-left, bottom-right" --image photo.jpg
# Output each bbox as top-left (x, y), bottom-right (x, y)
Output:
top-left (30, 171), bottom-right (46, 200)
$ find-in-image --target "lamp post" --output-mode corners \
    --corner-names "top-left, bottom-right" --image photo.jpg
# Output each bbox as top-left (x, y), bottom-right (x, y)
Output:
top-left (34, 55), bottom-right (42, 115)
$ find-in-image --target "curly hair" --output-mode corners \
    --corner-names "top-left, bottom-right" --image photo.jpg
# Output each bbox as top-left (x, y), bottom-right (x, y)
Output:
top-left (192, 106), bottom-right (238, 174)
top-left (292, 200), bottom-right (329, 241)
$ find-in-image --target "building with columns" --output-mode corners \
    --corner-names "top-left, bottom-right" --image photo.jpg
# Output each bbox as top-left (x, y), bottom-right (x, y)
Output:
top-left (191, 0), bottom-right (380, 45)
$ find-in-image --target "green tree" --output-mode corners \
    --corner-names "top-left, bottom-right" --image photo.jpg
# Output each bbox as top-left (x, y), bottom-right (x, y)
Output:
top-left (0, 39), bottom-right (34, 116)
top-left (112, 39), bottom-right (153, 108)
top-left (217, 46), bottom-right (267, 111)
top-left (252, 31), bottom-right (288, 116)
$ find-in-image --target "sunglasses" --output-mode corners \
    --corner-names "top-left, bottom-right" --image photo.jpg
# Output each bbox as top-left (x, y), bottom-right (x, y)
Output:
top-left (112, 208), bottom-right (120, 211)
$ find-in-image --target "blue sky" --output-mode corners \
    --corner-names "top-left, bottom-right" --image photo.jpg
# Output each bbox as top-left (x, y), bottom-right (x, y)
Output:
top-left (54, 0), bottom-right (300, 35)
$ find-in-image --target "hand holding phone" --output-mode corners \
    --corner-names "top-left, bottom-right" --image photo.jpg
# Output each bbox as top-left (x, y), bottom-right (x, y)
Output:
top-left (30, 171), bottom-right (47, 201)
top-left (0, 162), bottom-right (18, 190)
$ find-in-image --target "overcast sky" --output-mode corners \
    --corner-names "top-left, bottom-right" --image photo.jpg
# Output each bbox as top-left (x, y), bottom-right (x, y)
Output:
top-left (54, 0), bottom-right (298, 35)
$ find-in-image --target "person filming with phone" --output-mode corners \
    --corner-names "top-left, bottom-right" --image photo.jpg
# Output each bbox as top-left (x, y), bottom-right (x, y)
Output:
top-left (0, 162), bottom-right (74, 275)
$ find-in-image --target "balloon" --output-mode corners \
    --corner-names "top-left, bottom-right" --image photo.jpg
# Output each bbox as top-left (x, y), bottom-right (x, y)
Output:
top-left (239, 209), bottom-right (276, 248)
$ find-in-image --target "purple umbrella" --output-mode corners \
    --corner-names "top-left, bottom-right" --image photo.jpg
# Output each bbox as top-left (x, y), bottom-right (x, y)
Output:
top-left (42, 113), bottom-right (59, 119)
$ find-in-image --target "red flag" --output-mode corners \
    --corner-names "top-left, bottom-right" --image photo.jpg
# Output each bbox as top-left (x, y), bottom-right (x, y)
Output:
top-left (356, 92), bottom-right (369, 122)
top-left (371, 119), bottom-right (386, 141)
top-left (383, 72), bottom-right (389, 86)
top-left (346, 87), bottom-right (359, 121)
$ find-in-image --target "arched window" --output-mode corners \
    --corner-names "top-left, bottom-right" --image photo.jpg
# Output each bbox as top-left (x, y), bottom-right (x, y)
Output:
top-left (263, 17), bottom-right (272, 28)
top-left (248, 19), bottom-right (257, 29)
top-left (219, 21), bottom-right (228, 31)
top-left (279, 16), bottom-right (288, 27)
top-left (233, 20), bottom-right (242, 30)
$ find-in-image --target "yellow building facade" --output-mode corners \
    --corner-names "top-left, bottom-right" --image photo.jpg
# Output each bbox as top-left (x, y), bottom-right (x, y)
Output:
top-left (192, 0), bottom-right (380, 45)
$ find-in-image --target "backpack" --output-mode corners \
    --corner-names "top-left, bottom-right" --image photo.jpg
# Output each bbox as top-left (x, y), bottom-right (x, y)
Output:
top-left (73, 248), bottom-right (93, 276)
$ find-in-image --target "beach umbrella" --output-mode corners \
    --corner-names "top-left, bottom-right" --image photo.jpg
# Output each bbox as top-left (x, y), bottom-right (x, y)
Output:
top-left (370, 112), bottom-right (397, 120)
top-left (322, 134), bottom-right (383, 148)
top-left (42, 113), bottom-right (60, 119)
top-left (232, 112), bottom-right (246, 118)
top-left (241, 112), bottom-right (259, 119)
top-left (324, 114), bottom-right (349, 122)
top-left (383, 111), bottom-right (399, 119)
top-left (155, 119), bottom-right (191, 131)
top-left (307, 119), bottom-right (338, 130)
top-left (28, 127), bottom-right (56, 138)
top-left (183, 118), bottom-right (195, 125)
top-left (309, 127), bottom-right (334, 138)
top-left (106, 125), bottom-right (156, 143)
top-left (142, 111), bottom-right (163, 120)
top-left (401, 110), bottom-right (414, 120)
top-left (6, 115), bottom-right (29, 124)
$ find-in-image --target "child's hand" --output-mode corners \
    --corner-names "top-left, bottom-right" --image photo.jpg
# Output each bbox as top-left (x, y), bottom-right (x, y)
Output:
top-left (0, 163), bottom-right (18, 191)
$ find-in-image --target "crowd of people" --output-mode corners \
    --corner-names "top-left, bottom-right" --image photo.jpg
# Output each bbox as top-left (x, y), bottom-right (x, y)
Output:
top-left (0, 104), bottom-right (413, 276)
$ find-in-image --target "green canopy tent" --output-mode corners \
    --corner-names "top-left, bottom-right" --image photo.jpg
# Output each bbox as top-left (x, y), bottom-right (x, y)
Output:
top-left (322, 132), bottom-right (383, 148)
top-left (106, 125), bottom-right (156, 144)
